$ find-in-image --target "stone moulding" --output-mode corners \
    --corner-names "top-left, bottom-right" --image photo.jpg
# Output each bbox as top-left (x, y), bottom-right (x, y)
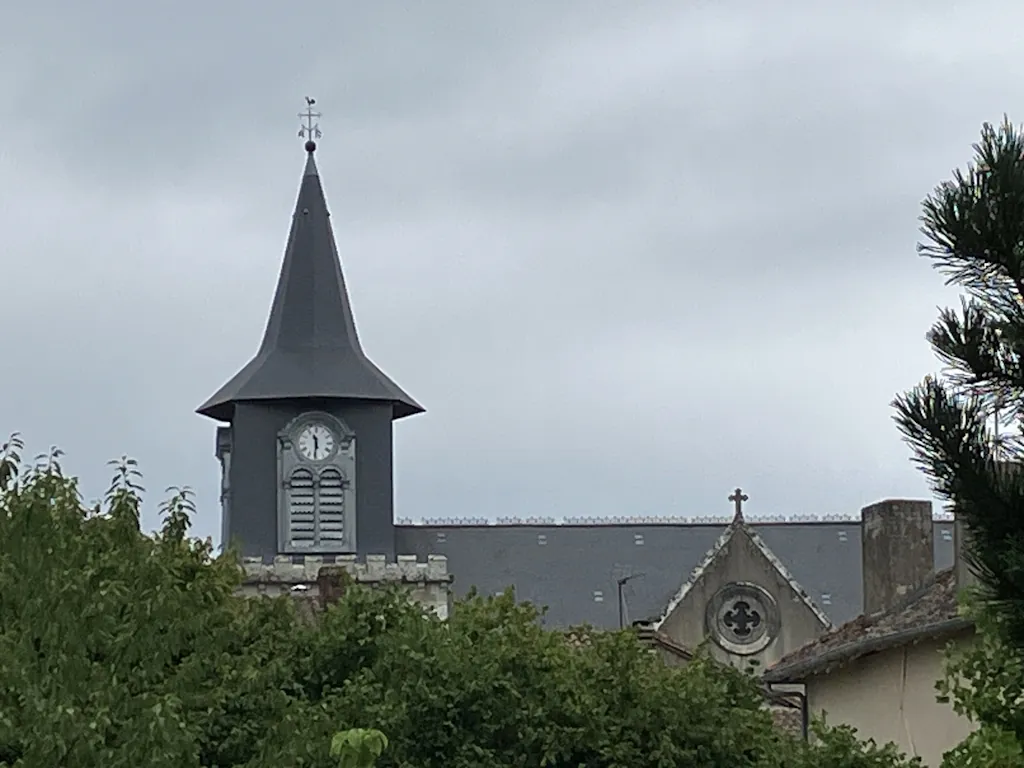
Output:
top-left (241, 554), bottom-right (452, 585)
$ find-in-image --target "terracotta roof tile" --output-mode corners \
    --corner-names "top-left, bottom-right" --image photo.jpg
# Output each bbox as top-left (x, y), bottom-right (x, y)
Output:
top-left (763, 567), bottom-right (972, 682)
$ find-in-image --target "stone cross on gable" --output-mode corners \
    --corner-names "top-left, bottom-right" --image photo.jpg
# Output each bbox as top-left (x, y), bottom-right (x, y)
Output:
top-left (728, 487), bottom-right (748, 522)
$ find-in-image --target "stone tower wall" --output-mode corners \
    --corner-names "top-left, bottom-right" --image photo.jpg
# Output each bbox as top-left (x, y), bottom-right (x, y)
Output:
top-left (238, 554), bottom-right (453, 619)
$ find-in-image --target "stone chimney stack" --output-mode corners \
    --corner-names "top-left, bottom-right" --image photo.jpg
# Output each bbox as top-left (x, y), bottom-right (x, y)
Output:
top-left (861, 499), bottom-right (934, 615)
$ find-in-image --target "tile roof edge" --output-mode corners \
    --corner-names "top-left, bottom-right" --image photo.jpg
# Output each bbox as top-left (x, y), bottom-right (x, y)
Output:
top-left (762, 617), bottom-right (973, 683)
top-left (763, 566), bottom-right (960, 680)
top-left (648, 630), bottom-right (694, 660)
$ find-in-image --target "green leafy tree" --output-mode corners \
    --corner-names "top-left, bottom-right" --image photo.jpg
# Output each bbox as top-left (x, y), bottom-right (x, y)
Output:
top-left (795, 720), bottom-right (923, 768)
top-left (0, 437), bottom-right (297, 767)
top-left (0, 436), bottom-right (920, 767)
top-left (265, 585), bottom-right (919, 768)
top-left (935, 600), bottom-right (1024, 767)
top-left (331, 729), bottom-right (388, 768)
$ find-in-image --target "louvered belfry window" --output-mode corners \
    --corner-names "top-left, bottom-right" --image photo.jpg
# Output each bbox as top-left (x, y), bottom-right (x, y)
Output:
top-left (317, 468), bottom-right (346, 545)
top-left (286, 468), bottom-right (315, 547)
top-left (286, 467), bottom-right (347, 548)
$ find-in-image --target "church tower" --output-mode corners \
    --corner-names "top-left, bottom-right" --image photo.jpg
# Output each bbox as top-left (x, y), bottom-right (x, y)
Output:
top-left (197, 101), bottom-right (423, 562)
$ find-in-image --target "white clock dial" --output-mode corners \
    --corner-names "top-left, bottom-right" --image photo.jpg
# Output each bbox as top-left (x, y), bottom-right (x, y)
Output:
top-left (297, 423), bottom-right (335, 461)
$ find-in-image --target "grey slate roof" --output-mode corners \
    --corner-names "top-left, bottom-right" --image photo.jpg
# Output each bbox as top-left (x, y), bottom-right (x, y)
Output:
top-left (394, 520), bottom-right (956, 629)
top-left (197, 148), bottom-right (423, 423)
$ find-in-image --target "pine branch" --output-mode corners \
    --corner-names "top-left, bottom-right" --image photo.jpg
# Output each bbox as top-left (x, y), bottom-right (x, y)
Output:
top-left (897, 117), bottom-right (1024, 649)
top-left (893, 380), bottom-right (1024, 646)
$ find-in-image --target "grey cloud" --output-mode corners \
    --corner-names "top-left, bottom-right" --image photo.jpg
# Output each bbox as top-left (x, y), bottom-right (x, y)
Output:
top-left (2, 1), bottom-right (1023, 541)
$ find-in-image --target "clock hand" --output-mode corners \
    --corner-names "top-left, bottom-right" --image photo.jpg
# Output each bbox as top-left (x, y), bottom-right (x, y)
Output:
top-left (313, 435), bottom-right (319, 455)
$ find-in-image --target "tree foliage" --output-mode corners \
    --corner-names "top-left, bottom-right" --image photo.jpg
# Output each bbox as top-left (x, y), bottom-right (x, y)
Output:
top-left (0, 437), bottom-right (293, 767)
top-left (891, 118), bottom-right (1024, 763)
top-left (331, 729), bottom-right (389, 768)
top-left (0, 438), bottom-right (917, 767)
top-left (893, 118), bottom-right (1024, 651)
top-left (939, 601), bottom-right (1024, 746)
top-left (938, 602), bottom-right (1024, 767)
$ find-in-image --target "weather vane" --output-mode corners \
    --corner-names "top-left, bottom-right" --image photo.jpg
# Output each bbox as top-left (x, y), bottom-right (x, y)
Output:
top-left (298, 97), bottom-right (322, 148)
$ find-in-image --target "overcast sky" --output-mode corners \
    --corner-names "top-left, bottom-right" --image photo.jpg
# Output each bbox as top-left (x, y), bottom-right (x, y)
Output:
top-left (1, 1), bottom-right (1019, 541)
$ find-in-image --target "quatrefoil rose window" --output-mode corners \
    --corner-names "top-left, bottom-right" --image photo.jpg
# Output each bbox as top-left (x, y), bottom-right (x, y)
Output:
top-left (705, 582), bottom-right (779, 655)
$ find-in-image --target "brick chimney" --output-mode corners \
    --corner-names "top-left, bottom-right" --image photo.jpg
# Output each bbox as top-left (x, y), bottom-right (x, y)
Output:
top-left (861, 499), bottom-right (934, 615)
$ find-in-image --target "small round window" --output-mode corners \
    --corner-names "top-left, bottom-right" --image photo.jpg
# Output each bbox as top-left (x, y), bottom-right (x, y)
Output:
top-left (705, 582), bottom-right (779, 655)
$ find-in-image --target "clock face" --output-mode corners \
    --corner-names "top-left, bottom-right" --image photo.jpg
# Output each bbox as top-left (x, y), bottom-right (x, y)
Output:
top-left (297, 422), bottom-right (335, 461)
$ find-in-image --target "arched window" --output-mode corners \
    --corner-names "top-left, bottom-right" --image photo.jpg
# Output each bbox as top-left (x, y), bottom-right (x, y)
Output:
top-left (286, 468), bottom-right (316, 547)
top-left (286, 467), bottom-right (348, 549)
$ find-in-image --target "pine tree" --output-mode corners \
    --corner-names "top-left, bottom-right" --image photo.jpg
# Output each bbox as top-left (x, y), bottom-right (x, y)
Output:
top-left (893, 118), bottom-right (1024, 649)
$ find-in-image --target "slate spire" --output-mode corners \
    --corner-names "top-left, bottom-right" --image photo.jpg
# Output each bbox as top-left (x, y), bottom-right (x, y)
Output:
top-left (197, 135), bottom-right (423, 423)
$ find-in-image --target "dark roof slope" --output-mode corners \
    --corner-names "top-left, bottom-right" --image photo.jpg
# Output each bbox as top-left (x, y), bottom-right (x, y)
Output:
top-left (394, 520), bottom-right (957, 629)
top-left (763, 567), bottom-right (972, 683)
top-left (197, 148), bottom-right (423, 423)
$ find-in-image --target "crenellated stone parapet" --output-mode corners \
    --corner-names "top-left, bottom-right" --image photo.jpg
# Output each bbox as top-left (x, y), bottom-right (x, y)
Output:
top-left (238, 554), bottom-right (453, 619)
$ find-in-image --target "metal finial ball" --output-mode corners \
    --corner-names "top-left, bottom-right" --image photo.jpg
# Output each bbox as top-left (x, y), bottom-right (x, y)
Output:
top-left (305, 140), bottom-right (317, 153)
